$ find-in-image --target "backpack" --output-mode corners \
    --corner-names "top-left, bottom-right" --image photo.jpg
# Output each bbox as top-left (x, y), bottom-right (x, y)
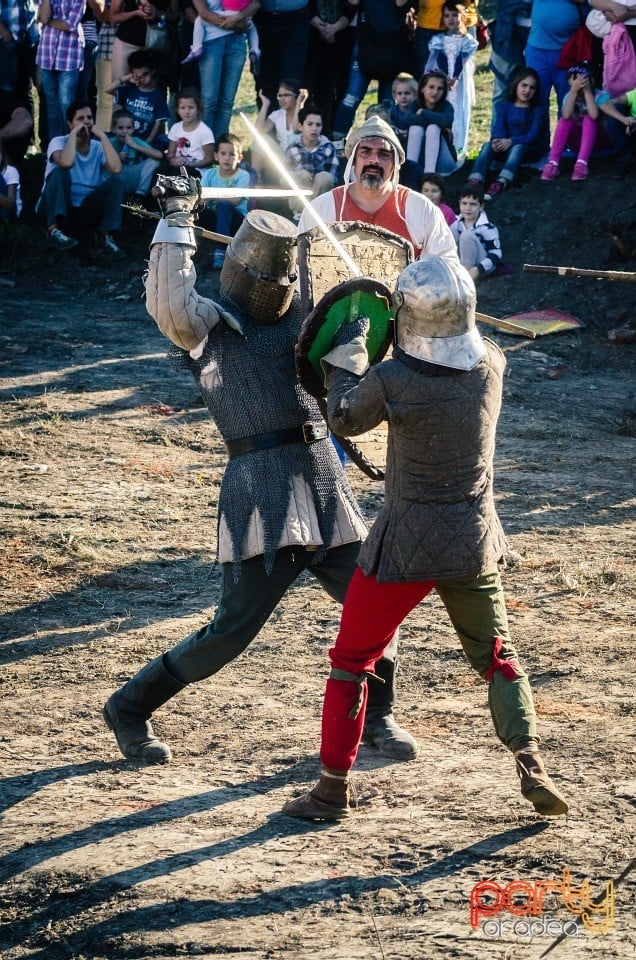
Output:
top-left (602, 23), bottom-right (636, 97)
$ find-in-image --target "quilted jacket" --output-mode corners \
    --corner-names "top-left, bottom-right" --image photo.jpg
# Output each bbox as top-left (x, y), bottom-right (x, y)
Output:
top-left (326, 340), bottom-right (508, 582)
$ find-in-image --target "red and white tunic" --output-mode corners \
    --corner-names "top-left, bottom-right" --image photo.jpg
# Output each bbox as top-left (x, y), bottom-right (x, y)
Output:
top-left (298, 185), bottom-right (460, 264)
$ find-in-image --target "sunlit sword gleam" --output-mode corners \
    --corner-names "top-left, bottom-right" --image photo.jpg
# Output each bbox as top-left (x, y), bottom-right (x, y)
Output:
top-left (199, 186), bottom-right (313, 201)
top-left (240, 111), bottom-right (362, 278)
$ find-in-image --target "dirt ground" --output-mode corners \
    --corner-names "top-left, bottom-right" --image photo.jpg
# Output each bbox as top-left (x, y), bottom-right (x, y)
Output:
top-left (1, 160), bottom-right (635, 960)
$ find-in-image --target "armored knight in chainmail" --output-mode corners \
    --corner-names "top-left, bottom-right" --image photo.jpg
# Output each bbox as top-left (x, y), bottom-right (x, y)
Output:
top-left (102, 170), bottom-right (419, 765)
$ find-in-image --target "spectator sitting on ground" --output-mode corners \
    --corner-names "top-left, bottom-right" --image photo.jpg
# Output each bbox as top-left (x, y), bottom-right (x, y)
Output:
top-left (466, 67), bottom-right (543, 200)
top-left (0, 89), bottom-right (34, 167)
top-left (0, 138), bottom-right (22, 221)
top-left (39, 100), bottom-right (124, 255)
top-left (284, 104), bottom-right (339, 222)
top-left (108, 50), bottom-right (170, 149)
top-left (450, 181), bottom-right (502, 280)
top-left (404, 70), bottom-right (458, 180)
top-left (165, 87), bottom-right (215, 172)
top-left (599, 84), bottom-right (636, 179)
top-left (108, 108), bottom-right (163, 200)
top-left (421, 170), bottom-right (456, 226)
top-left (252, 79), bottom-right (307, 182)
top-left (198, 131), bottom-right (251, 269)
top-left (364, 103), bottom-right (391, 123)
top-left (541, 62), bottom-right (600, 183)
top-left (387, 72), bottom-right (419, 154)
top-left (387, 72), bottom-right (423, 189)
top-left (257, 80), bottom-right (307, 149)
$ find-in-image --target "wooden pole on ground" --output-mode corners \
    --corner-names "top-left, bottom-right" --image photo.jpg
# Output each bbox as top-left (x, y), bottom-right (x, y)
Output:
top-left (524, 263), bottom-right (636, 282)
top-left (476, 312), bottom-right (537, 338)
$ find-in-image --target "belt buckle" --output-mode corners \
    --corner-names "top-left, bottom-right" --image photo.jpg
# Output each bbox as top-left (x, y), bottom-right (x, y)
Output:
top-left (302, 421), bottom-right (327, 443)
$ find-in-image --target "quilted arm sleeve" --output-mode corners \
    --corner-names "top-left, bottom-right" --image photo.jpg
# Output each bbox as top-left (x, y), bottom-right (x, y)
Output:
top-left (146, 241), bottom-right (223, 351)
top-left (325, 366), bottom-right (387, 437)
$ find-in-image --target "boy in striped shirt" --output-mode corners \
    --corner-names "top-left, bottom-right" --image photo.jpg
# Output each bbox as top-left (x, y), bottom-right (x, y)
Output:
top-left (451, 182), bottom-right (503, 281)
top-left (285, 105), bottom-right (339, 222)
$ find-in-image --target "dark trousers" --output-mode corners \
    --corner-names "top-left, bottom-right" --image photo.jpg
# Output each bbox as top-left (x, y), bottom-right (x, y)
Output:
top-left (43, 165), bottom-right (123, 233)
top-left (0, 38), bottom-right (38, 161)
top-left (606, 105), bottom-right (636, 164)
top-left (253, 7), bottom-right (310, 106)
top-left (164, 542), bottom-right (398, 696)
top-left (304, 26), bottom-right (354, 139)
top-left (198, 201), bottom-right (244, 242)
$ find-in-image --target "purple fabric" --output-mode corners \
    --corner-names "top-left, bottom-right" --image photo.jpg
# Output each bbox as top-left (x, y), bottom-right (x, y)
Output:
top-left (36, 0), bottom-right (86, 71)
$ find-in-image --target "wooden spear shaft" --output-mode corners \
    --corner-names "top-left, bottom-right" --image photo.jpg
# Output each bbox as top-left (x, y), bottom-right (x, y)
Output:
top-left (524, 263), bottom-right (636, 282)
top-left (476, 311), bottom-right (537, 338)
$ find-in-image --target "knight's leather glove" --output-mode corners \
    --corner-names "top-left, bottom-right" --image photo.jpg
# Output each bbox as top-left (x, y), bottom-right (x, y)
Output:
top-left (154, 167), bottom-right (202, 227)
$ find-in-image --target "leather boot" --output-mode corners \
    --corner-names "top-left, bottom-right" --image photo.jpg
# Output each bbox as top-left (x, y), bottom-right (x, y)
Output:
top-left (282, 768), bottom-right (350, 820)
top-left (515, 743), bottom-right (569, 816)
top-left (363, 657), bottom-right (419, 761)
top-left (103, 655), bottom-right (185, 763)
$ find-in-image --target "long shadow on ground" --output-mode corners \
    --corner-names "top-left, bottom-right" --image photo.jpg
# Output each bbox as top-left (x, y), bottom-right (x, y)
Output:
top-left (4, 813), bottom-right (549, 958)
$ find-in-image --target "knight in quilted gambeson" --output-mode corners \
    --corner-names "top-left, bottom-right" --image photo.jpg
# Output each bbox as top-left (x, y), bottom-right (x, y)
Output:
top-left (102, 177), bottom-right (419, 767)
top-left (283, 256), bottom-right (569, 822)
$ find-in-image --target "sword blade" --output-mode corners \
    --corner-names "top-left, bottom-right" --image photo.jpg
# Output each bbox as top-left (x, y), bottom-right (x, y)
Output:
top-left (122, 204), bottom-right (232, 244)
top-left (199, 186), bottom-right (313, 201)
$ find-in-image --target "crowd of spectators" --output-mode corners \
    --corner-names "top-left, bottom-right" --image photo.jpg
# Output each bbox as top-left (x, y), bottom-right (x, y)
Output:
top-left (1, 0), bottom-right (636, 266)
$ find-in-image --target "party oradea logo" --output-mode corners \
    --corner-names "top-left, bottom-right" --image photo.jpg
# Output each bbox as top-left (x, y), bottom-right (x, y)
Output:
top-left (469, 868), bottom-right (614, 940)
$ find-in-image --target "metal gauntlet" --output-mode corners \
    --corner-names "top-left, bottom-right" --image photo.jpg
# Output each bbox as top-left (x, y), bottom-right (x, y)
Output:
top-left (154, 167), bottom-right (202, 228)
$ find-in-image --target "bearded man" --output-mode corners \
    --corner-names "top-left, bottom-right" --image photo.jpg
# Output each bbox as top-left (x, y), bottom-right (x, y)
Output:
top-left (103, 171), bottom-right (419, 765)
top-left (297, 115), bottom-right (459, 263)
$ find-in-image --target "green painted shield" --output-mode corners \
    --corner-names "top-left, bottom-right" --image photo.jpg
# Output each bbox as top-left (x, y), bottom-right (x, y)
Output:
top-left (296, 278), bottom-right (394, 398)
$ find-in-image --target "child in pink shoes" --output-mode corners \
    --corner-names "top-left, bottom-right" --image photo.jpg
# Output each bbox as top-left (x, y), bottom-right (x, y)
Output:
top-left (541, 62), bottom-right (599, 183)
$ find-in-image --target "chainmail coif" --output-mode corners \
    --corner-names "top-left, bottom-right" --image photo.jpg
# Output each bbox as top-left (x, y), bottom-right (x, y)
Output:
top-left (171, 291), bottom-right (365, 578)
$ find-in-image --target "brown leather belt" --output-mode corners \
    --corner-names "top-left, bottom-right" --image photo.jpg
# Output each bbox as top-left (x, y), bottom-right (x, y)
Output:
top-left (225, 422), bottom-right (329, 459)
